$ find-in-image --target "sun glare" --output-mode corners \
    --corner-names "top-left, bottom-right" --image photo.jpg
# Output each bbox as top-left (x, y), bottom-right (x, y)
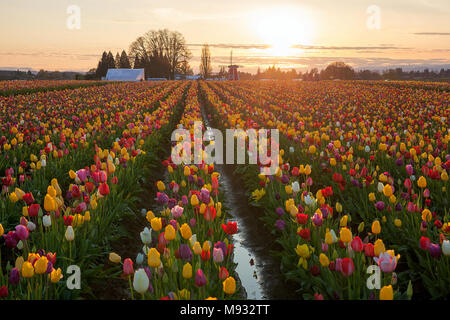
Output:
top-left (251, 7), bottom-right (313, 56)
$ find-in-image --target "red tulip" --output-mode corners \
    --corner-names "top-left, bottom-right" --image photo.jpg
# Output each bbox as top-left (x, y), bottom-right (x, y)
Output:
top-left (351, 236), bottom-right (363, 252)
top-left (28, 204), bottom-right (40, 217)
top-left (221, 221), bottom-right (237, 235)
top-left (341, 258), bottom-right (354, 276)
top-left (99, 183), bottom-right (110, 196)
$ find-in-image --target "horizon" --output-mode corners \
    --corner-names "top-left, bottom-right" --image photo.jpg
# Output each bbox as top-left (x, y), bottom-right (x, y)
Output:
top-left (1, 0), bottom-right (449, 73)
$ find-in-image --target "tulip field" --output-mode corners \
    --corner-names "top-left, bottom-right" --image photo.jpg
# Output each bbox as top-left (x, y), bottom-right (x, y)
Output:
top-left (0, 79), bottom-right (449, 300)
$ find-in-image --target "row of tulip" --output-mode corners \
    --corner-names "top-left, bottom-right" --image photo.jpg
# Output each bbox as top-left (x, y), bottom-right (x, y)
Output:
top-left (0, 80), bottom-right (108, 97)
top-left (199, 79), bottom-right (449, 299)
top-left (110, 81), bottom-right (240, 300)
top-left (0, 81), bottom-right (189, 299)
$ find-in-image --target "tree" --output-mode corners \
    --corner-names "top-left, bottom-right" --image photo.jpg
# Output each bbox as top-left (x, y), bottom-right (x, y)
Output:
top-left (115, 52), bottom-right (121, 68)
top-left (119, 50), bottom-right (131, 69)
top-left (320, 62), bottom-right (355, 80)
top-left (95, 51), bottom-right (109, 79)
top-left (106, 51), bottom-right (116, 70)
top-left (199, 44), bottom-right (212, 79)
top-left (129, 29), bottom-right (192, 80)
top-left (179, 60), bottom-right (193, 76)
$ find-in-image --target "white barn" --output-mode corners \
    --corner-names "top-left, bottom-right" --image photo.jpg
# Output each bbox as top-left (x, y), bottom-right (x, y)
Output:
top-left (105, 68), bottom-right (145, 81)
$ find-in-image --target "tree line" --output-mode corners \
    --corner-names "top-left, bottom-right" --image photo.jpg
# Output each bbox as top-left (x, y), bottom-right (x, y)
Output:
top-left (237, 62), bottom-right (450, 81)
top-left (89, 29), bottom-right (193, 80)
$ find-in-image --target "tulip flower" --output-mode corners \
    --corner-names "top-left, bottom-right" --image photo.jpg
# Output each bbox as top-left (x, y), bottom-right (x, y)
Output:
top-left (221, 221), bottom-right (237, 235)
top-left (341, 258), bottom-right (354, 276)
top-left (340, 227), bottom-right (352, 243)
top-left (442, 240), bottom-right (450, 256)
top-left (150, 217), bottom-right (162, 231)
top-left (22, 261), bottom-right (34, 278)
top-left (195, 269), bottom-right (207, 287)
top-left (374, 252), bottom-right (398, 273)
top-left (148, 248), bottom-right (161, 268)
top-left (380, 285), bottom-right (394, 300)
top-left (182, 263), bottom-right (193, 279)
top-left (43, 215), bottom-right (52, 228)
top-left (9, 268), bottom-right (20, 285)
top-left (371, 220), bottom-right (381, 234)
top-left (122, 258), bottom-right (134, 276)
top-left (65, 226), bottom-right (75, 241)
top-left (133, 269), bottom-right (150, 295)
top-left (140, 227), bottom-right (152, 245)
top-left (222, 276), bottom-right (236, 295)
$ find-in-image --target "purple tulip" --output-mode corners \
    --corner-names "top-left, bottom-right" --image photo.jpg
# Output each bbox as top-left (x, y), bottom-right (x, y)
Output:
top-left (275, 207), bottom-right (284, 217)
top-left (405, 164), bottom-right (414, 176)
top-left (181, 195), bottom-right (188, 206)
top-left (15, 225), bottom-right (29, 241)
top-left (275, 219), bottom-right (286, 230)
top-left (179, 244), bottom-right (192, 262)
top-left (428, 243), bottom-right (441, 258)
top-left (9, 268), bottom-right (20, 285)
top-left (375, 201), bottom-right (385, 211)
top-left (195, 269), bottom-right (207, 287)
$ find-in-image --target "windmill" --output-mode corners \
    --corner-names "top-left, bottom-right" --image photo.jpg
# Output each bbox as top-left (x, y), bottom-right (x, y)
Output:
top-left (219, 50), bottom-right (242, 80)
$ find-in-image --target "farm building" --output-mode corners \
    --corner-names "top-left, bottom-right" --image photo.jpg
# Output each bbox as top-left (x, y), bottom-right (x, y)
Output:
top-left (105, 68), bottom-right (145, 81)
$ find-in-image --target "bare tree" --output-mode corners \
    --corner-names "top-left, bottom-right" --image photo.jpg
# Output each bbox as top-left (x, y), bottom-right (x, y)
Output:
top-left (199, 44), bottom-right (212, 79)
top-left (129, 29), bottom-right (191, 80)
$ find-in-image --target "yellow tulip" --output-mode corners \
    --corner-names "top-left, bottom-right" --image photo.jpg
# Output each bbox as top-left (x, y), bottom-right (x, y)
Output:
top-left (223, 276), bottom-right (236, 295)
top-left (374, 239), bottom-right (386, 257)
top-left (417, 176), bottom-right (427, 188)
top-left (44, 194), bottom-right (57, 212)
top-left (340, 227), bottom-right (352, 243)
top-left (164, 224), bottom-right (176, 241)
top-left (394, 219), bottom-right (402, 227)
top-left (150, 217), bottom-right (162, 231)
top-left (148, 248), bottom-right (161, 268)
top-left (50, 268), bottom-right (62, 283)
top-left (380, 285), bottom-right (394, 300)
top-left (193, 242), bottom-right (202, 255)
top-left (0, 223), bottom-right (3, 237)
top-left (109, 252), bottom-right (122, 264)
top-left (9, 192), bottom-right (19, 203)
top-left (180, 223), bottom-right (192, 240)
top-left (35, 257), bottom-right (49, 274)
top-left (182, 263), bottom-right (192, 279)
top-left (319, 253), bottom-right (330, 267)
top-left (372, 220), bottom-right (381, 234)
top-left (382, 184), bottom-right (393, 197)
top-left (22, 261), bottom-right (35, 278)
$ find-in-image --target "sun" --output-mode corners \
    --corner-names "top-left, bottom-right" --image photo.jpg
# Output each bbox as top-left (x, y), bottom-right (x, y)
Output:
top-left (251, 7), bottom-right (313, 56)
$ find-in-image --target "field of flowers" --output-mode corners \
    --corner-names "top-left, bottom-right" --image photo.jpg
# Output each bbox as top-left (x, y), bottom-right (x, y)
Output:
top-left (0, 80), bottom-right (108, 97)
top-left (0, 79), bottom-right (448, 300)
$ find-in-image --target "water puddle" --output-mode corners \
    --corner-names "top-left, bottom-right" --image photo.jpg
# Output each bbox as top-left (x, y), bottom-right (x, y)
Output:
top-left (203, 113), bottom-right (300, 300)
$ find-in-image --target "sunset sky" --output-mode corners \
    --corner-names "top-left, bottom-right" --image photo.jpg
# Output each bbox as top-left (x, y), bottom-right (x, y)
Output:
top-left (0, 0), bottom-right (449, 73)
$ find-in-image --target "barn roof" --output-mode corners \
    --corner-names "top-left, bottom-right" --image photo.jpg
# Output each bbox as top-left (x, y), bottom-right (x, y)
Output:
top-left (105, 69), bottom-right (145, 81)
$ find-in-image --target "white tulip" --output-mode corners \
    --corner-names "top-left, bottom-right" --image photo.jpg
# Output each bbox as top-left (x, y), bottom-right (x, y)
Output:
top-left (65, 226), bottom-right (75, 241)
top-left (136, 253), bottom-right (144, 265)
top-left (43, 215), bottom-right (52, 228)
top-left (442, 240), bottom-right (450, 256)
top-left (377, 182), bottom-right (384, 193)
top-left (17, 240), bottom-right (24, 250)
top-left (140, 227), bottom-right (152, 245)
top-left (292, 181), bottom-right (300, 193)
top-left (133, 269), bottom-right (149, 294)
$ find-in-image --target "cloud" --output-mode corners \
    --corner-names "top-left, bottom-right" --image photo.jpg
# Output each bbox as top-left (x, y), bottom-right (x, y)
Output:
top-left (187, 43), bottom-right (411, 51)
top-left (188, 43), bottom-right (270, 49)
top-left (413, 32), bottom-right (450, 35)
